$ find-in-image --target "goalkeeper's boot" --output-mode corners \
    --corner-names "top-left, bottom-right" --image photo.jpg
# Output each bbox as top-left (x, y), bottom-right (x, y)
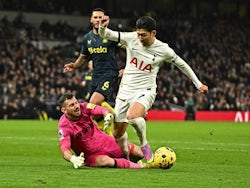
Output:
top-left (141, 143), bottom-right (154, 163)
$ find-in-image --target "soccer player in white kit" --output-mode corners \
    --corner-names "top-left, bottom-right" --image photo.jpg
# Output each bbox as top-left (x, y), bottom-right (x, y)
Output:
top-left (99, 16), bottom-right (208, 163)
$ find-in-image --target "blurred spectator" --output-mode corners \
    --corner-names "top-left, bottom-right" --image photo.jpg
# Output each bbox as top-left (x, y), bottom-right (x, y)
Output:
top-left (184, 93), bottom-right (196, 120)
top-left (0, 10), bottom-right (249, 119)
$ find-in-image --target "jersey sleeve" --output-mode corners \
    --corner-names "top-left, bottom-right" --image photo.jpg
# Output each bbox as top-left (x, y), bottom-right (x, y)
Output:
top-left (80, 35), bottom-right (89, 56)
top-left (58, 126), bottom-right (71, 156)
top-left (169, 54), bottom-right (202, 89)
top-left (81, 102), bottom-right (109, 116)
top-left (161, 44), bottom-right (202, 89)
top-left (98, 27), bottom-right (136, 46)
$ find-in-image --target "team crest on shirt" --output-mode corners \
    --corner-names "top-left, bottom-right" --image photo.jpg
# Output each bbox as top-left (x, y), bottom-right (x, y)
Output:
top-left (58, 129), bottom-right (65, 140)
top-left (102, 38), bottom-right (108, 43)
top-left (87, 103), bottom-right (96, 109)
top-left (87, 40), bottom-right (92, 44)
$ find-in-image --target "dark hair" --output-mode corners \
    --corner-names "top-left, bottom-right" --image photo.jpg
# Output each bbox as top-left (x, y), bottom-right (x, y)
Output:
top-left (57, 93), bottom-right (73, 108)
top-left (136, 16), bottom-right (156, 32)
top-left (90, 8), bottom-right (105, 16)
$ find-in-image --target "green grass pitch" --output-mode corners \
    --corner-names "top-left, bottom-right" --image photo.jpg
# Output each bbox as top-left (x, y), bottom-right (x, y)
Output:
top-left (0, 120), bottom-right (249, 188)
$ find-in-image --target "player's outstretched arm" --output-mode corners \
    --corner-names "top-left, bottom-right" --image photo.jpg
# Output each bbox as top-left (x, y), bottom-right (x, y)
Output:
top-left (63, 150), bottom-right (85, 169)
top-left (198, 84), bottom-right (208, 94)
top-left (70, 153), bottom-right (84, 169)
top-left (63, 62), bottom-right (74, 73)
top-left (63, 55), bottom-right (86, 73)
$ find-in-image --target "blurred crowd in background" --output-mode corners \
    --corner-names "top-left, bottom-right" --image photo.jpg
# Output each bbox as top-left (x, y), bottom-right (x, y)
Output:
top-left (0, 1), bottom-right (249, 120)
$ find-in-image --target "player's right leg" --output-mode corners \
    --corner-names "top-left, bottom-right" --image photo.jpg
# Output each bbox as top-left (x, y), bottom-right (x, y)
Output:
top-left (113, 122), bottom-right (129, 155)
top-left (113, 97), bottom-right (130, 156)
top-left (127, 102), bottom-right (154, 163)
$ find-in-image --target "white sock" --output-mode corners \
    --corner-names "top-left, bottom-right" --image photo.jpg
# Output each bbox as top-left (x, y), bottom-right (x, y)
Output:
top-left (128, 117), bottom-right (148, 146)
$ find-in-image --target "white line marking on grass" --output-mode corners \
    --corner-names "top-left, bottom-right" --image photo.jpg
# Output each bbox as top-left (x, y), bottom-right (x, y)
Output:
top-left (150, 140), bottom-right (250, 147)
top-left (1, 137), bottom-right (249, 152)
top-left (176, 147), bottom-right (249, 152)
top-left (128, 139), bottom-right (250, 152)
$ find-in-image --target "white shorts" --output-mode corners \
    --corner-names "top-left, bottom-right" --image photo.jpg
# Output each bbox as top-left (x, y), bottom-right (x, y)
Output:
top-left (115, 89), bottom-right (156, 122)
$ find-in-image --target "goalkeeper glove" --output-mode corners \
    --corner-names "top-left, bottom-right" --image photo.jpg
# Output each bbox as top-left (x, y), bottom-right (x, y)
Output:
top-left (103, 113), bottom-right (114, 131)
top-left (70, 152), bottom-right (84, 169)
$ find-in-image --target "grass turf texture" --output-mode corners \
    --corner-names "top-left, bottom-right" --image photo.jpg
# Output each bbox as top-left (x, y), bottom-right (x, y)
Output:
top-left (0, 120), bottom-right (249, 188)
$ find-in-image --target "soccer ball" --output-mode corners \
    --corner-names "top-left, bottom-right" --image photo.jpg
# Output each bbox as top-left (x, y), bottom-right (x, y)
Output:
top-left (153, 147), bottom-right (176, 169)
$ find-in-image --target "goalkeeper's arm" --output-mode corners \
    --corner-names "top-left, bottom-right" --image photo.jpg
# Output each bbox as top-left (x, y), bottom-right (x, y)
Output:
top-left (63, 150), bottom-right (85, 169)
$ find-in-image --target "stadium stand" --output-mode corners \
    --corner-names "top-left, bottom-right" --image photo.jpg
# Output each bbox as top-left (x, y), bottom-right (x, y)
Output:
top-left (0, 1), bottom-right (249, 119)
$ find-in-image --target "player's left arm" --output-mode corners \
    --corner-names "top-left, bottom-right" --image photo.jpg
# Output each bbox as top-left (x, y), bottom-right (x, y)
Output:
top-left (84, 103), bottom-right (113, 116)
top-left (85, 102), bottom-right (114, 128)
top-left (169, 53), bottom-right (208, 93)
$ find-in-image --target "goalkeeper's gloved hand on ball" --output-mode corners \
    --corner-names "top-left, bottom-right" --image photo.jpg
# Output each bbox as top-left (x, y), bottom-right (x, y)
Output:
top-left (103, 113), bottom-right (114, 131)
top-left (70, 152), bottom-right (84, 169)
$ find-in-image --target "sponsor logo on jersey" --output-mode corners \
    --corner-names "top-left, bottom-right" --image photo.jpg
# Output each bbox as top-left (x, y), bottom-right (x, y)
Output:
top-left (130, 57), bottom-right (152, 73)
top-left (88, 46), bottom-right (107, 54)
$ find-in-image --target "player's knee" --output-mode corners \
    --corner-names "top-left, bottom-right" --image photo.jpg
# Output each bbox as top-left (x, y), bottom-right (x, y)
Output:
top-left (126, 107), bottom-right (145, 120)
top-left (126, 114), bottom-right (136, 120)
top-left (127, 113), bottom-right (144, 121)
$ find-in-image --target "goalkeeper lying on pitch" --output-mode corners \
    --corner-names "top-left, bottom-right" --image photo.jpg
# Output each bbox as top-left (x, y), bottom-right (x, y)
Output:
top-left (57, 93), bottom-right (152, 169)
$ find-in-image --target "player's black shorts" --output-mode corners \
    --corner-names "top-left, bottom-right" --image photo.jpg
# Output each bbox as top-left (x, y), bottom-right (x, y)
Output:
top-left (91, 72), bottom-right (118, 101)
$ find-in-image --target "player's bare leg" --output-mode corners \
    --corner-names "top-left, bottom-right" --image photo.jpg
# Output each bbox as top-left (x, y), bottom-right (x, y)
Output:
top-left (89, 92), bottom-right (105, 105)
top-left (127, 102), bottom-right (154, 163)
top-left (113, 122), bottom-right (129, 156)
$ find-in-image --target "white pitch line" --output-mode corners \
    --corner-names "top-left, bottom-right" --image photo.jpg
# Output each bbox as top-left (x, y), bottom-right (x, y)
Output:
top-left (1, 137), bottom-right (250, 152)
top-left (128, 139), bottom-right (250, 147)
top-left (175, 147), bottom-right (249, 152)
top-left (149, 140), bottom-right (250, 147)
